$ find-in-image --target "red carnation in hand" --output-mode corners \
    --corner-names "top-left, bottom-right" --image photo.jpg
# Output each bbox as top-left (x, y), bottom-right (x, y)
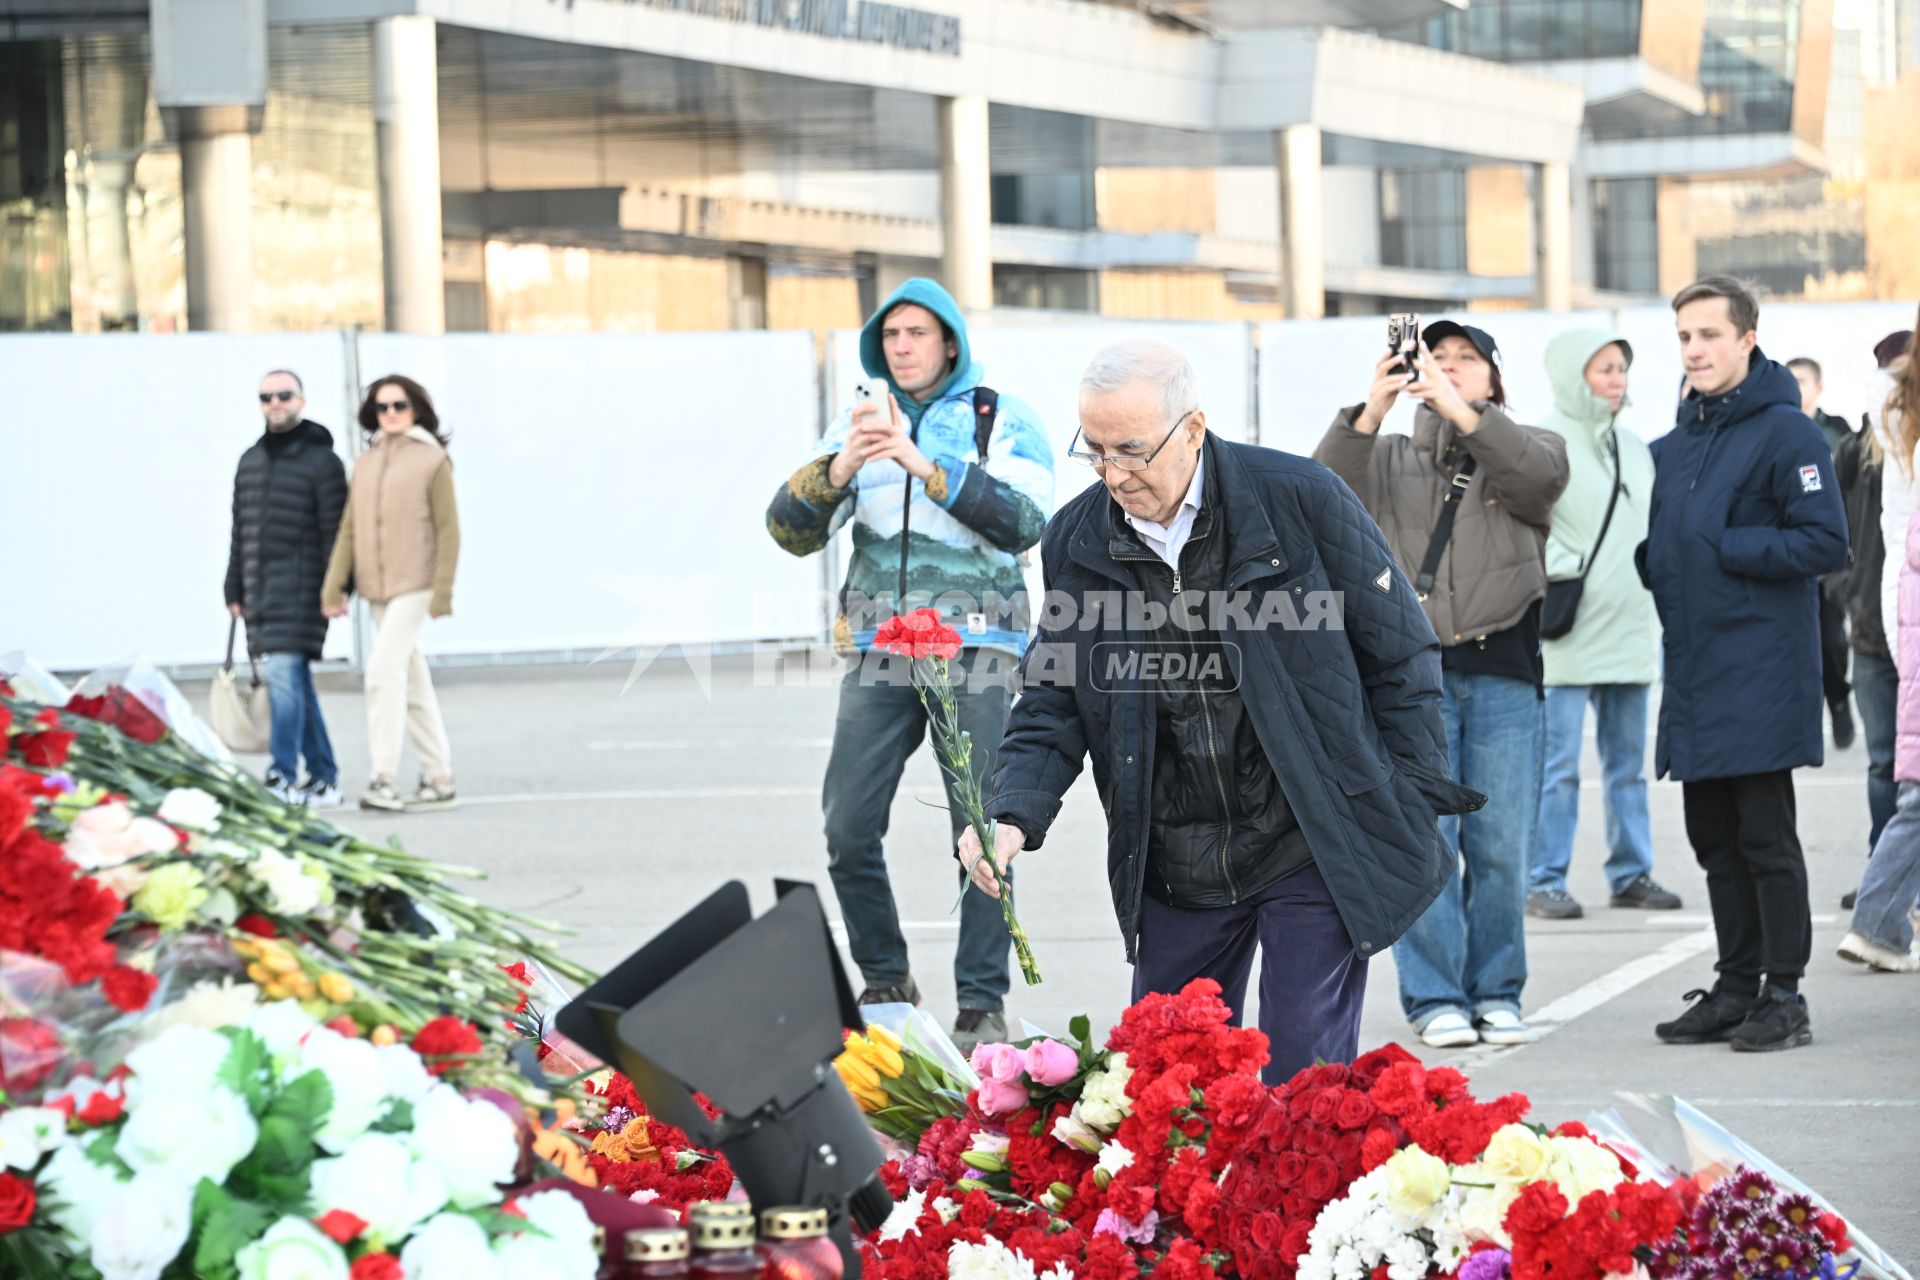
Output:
top-left (874, 609), bottom-right (964, 661)
top-left (103, 965), bottom-right (158, 1013)
top-left (0, 1172), bottom-right (36, 1234)
top-left (411, 1016), bottom-right (483, 1074)
top-left (350, 1253), bottom-right (404, 1280)
top-left (314, 1210), bottom-right (369, 1244)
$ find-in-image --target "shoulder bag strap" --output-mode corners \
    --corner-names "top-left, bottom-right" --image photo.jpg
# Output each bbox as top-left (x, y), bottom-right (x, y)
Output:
top-left (1415, 454), bottom-right (1478, 601)
top-left (1577, 431), bottom-right (1623, 581)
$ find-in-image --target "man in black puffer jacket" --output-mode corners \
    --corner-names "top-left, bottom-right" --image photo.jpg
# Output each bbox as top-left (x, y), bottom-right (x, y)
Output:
top-left (225, 370), bottom-right (348, 806)
top-left (962, 339), bottom-right (1483, 1084)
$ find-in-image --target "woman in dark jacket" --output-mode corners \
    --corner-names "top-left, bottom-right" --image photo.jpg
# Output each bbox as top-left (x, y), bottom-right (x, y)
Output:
top-left (1314, 321), bottom-right (1569, 1050)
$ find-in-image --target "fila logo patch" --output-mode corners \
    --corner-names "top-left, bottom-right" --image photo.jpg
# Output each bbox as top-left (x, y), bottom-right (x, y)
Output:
top-left (1373, 567), bottom-right (1393, 593)
top-left (1799, 464), bottom-right (1823, 493)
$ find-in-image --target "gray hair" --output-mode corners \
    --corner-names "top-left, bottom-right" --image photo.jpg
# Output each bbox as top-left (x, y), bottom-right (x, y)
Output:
top-left (1079, 339), bottom-right (1198, 426)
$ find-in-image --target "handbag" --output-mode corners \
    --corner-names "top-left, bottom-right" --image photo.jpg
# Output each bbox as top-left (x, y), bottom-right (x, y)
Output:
top-left (208, 617), bottom-right (272, 754)
top-left (1541, 432), bottom-right (1621, 641)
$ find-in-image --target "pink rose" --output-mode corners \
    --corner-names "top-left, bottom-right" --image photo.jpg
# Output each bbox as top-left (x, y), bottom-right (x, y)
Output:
top-left (975, 1076), bottom-right (1030, 1117)
top-left (1023, 1040), bottom-right (1079, 1087)
top-left (969, 1043), bottom-right (1030, 1116)
top-left (971, 1042), bottom-right (1023, 1084)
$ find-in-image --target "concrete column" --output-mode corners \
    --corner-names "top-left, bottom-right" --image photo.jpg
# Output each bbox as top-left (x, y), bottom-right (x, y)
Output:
top-left (178, 105), bottom-right (254, 332)
top-left (1275, 124), bottom-right (1325, 320)
top-left (726, 256), bottom-right (768, 329)
top-left (373, 16), bottom-right (446, 334)
top-left (1534, 160), bottom-right (1573, 312)
top-left (85, 156), bottom-right (141, 329)
top-left (937, 94), bottom-right (993, 312)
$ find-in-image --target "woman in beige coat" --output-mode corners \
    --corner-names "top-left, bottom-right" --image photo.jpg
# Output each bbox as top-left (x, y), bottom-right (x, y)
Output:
top-left (322, 375), bottom-right (461, 813)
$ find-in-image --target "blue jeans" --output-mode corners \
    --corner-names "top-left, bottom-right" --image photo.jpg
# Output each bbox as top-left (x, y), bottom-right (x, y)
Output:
top-left (1850, 779), bottom-right (1920, 950)
top-left (1531, 684), bottom-right (1655, 896)
top-left (263, 653), bottom-right (337, 787)
top-left (822, 647), bottom-right (1017, 1012)
top-left (1396, 670), bottom-right (1543, 1030)
top-left (1854, 649), bottom-right (1898, 855)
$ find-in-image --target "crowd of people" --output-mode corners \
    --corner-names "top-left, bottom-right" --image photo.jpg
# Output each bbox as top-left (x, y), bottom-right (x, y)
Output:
top-left (224, 273), bottom-right (1920, 1074)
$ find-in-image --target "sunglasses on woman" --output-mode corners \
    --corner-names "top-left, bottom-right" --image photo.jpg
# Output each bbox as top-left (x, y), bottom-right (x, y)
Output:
top-left (376, 399), bottom-right (412, 414)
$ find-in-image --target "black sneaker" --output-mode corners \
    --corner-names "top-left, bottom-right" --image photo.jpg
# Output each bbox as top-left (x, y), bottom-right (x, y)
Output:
top-left (1611, 874), bottom-right (1683, 910)
top-left (951, 1008), bottom-right (1008, 1054)
top-left (1842, 889), bottom-right (1858, 911)
top-left (1527, 888), bottom-right (1584, 920)
top-left (1655, 986), bottom-right (1760, 1044)
top-left (1520, 890), bottom-right (1582, 921)
top-left (1831, 701), bottom-right (1856, 749)
top-left (856, 977), bottom-right (921, 1008)
top-left (1730, 988), bottom-right (1812, 1053)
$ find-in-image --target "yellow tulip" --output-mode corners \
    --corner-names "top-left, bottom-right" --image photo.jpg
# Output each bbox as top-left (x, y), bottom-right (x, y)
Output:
top-left (853, 1084), bottom-right (890, 1112)
top-left (318, 972), bottom-right (355, 1004)
top-left (264, 949), bottom-right (300, 976)
top-left (867, 1025), bottom-right (904, 1052)
top-left (836, 1053), bottom-right (881, 1091)
top-left (246, 962), bottom-right (274, 987)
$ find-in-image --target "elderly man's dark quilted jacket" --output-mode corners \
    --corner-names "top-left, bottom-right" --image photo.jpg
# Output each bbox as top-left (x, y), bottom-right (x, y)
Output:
top-left (985, 432), bottom-right (1484, 964)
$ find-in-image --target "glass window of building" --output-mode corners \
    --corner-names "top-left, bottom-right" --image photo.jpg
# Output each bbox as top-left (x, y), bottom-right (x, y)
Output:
top-left (1379, 1), bottom-right (1642, 62)
top-left (1592, 177), bottom-right (1659, 295)
top-left (1378, 168), bottom-right (1466, 273)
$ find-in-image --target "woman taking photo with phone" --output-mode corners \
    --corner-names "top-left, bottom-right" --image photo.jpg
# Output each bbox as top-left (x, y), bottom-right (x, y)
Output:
top-left (322, 375), bottom-right (461, 813)
top-left (1314, 320), bottom-right (1569, 1049)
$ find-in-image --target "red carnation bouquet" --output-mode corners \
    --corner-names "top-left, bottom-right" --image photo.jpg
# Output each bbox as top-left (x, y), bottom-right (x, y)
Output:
top-left (873, 608), bottom-right (1039, 986)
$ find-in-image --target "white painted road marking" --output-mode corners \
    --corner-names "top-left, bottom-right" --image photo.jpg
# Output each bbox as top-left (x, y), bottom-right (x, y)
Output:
top-left (1452, 927), bottom-right (1718, 1075)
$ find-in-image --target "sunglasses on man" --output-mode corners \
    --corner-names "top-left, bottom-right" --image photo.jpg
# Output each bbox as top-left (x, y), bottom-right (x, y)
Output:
top-left (258, 390), bottom-right (298, 404)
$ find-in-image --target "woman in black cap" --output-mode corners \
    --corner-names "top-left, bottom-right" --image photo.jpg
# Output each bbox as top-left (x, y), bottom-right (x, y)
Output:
top-left (1315, 321), bottom-right (1569, 1050)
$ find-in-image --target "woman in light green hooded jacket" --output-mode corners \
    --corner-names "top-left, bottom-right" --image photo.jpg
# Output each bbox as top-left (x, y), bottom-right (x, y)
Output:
top-left (1529, 329), bottom-right (1683, 921)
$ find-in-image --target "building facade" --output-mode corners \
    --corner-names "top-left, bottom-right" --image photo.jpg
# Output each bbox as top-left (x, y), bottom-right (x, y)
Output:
top-left (0, 0), bottom-right (1889, 336)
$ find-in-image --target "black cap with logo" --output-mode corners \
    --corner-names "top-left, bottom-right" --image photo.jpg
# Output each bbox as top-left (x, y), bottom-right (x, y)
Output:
top-left (1422, 320), bottom-right (1502, 370)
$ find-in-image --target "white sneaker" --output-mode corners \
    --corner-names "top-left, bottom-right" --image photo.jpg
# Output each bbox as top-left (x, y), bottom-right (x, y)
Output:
top-left (1837, 931), bottom-right (1920, 973)
top-left (1419, 1012), bottom-right (1478, 1048)
top-left (1475, 1010), bottom-right (1536, 1045)
top-left (300, 780), bottom-right (344, 810)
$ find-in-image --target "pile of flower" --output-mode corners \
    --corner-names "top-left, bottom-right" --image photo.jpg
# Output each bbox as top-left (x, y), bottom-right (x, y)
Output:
top-left (844, 982), bottom-right (1863, 1280)
top-left (0, 999), bottom-right (600, 1280)
top-left (573, 1068), bottom-right (737, 1216)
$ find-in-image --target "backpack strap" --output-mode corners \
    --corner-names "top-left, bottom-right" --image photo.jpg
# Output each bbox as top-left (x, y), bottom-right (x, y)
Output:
top-left (972, 385), bottom-right (1000, 462)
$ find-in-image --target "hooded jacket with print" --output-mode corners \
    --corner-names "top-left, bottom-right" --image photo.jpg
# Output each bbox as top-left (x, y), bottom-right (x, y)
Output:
top-left (1538, 329), bottom-right (1659, 686)
top-left (765, 278), bottom-right (1055, 654)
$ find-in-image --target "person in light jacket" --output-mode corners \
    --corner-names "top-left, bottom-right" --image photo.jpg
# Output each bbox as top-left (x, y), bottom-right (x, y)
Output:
top-left (1839, 331), bottom-right (1920, 974)
top-left (1527, 331), bottom-right (1681, 921)
top-left (1314, 321), bottom-right (1569, 1050)
top-left (322, 375), bottom-right (462, 813)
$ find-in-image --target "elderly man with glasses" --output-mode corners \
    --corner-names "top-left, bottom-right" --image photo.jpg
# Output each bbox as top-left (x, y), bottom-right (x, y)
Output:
top-left (961, 339), bottom-right (1480, 1082)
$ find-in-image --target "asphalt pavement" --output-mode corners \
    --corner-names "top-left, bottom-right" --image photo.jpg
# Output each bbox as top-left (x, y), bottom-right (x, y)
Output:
top-left (197, 652), bottom-right (1917, 1268)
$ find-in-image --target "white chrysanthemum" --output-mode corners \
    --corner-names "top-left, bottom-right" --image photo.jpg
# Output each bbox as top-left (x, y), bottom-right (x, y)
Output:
top-left (879, 1189), bottom-right (927, 1243)
top-left (1385, 1234), bottom-right (1432, 1280)
top-left (948, 1237), bottom-right (1038, 1280)
top-left (1095, 1139), bottom-right (1134, 1179)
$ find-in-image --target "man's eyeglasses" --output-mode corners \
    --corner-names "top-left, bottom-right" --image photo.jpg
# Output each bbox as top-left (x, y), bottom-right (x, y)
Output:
top-left (258, 390), bottom-right (297, 404)
top-left (1067, 410), bottom-right (1195, 472)
top-left (375, 399), bottom-right (412, 415)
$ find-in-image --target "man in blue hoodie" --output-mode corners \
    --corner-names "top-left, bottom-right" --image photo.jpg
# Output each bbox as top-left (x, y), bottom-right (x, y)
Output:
top-left (1637, 276), bottom-right (1849, 1054)
top-left (767, 279), bottom-right (1055, 1050)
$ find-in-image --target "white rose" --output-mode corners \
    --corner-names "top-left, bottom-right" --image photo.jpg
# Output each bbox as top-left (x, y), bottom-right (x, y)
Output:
top-left (506, 1190), bottom-right (598, 1276)
top-left (299, 1028), bottom-right (392, 1153)
top-left (140, 977), bottom-right (262, 1037)
top-left (90, 1170), bottom-right (193, 1280)
top-left (250, 848), bottom-right (323, 917)
top-left (400, 1213), bottom-right (505, 1280)
top-left (309, 1132), bottom-right (449, 1240)
top-left (376, 1043), bottom-right (436, 1106)
top-left (249, 999), bottom-right (321, 1061)
top-left (494, 1232), bottom-right (597, 1280)
top-left (1456, 1183), bottom-right (1519, 1248)
top-left (1545, 1136), bottom-right (1624, 1204)
top-left (0, 1106), bottom-right (68, 1170)
top-left (235, 1217), bottom-right (350, 1280)
top-left (1078, 1054), bottom-right (1133, 1131)
top-left (157, 787), bottom-right (222, 831)
top-left (123, 1024), bottom-right (231, 1100)
top-left (409, 1085), bottom-right (519, 1209)
top-left (516, 1189), bottom-right (597, 1252)
top-left (116, 1086), bottom-right (258, 1186)
top-left (40, 1142), bottom-right (129, 1243)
